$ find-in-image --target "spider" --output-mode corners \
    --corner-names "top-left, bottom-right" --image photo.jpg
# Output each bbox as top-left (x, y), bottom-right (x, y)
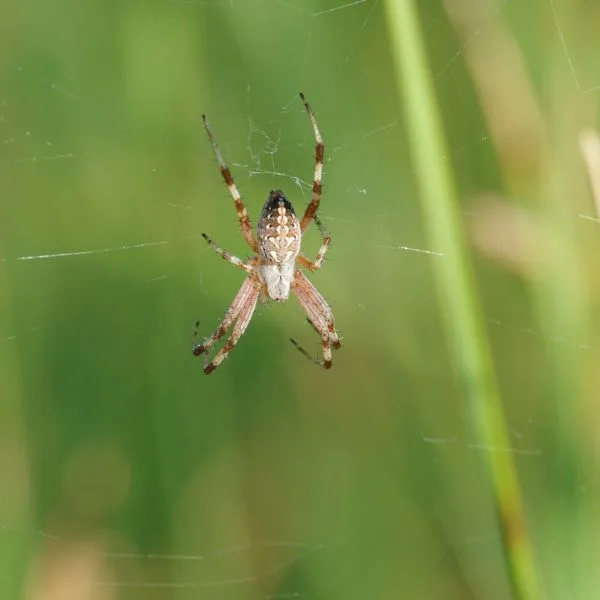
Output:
top-left (192, 93), bottom-right (341, 374)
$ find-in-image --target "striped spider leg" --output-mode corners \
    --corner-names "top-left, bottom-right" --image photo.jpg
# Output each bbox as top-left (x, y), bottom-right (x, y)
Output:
top-left (201, 114), bottom-right (258, 253)
top-left (290, 270), bottom-right (341, 369)
top-left (192, 235), bottom-right (261, 374)
top-left (193, 93), bottom-right (341, 373)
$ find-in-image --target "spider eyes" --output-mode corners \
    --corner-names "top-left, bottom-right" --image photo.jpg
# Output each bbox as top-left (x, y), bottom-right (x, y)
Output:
top-left (264, 190), bottom-right (295, 214)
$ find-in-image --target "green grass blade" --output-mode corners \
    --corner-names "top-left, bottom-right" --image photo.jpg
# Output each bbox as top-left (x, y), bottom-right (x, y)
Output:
top-left (382, 1), bottom-right (543, 598)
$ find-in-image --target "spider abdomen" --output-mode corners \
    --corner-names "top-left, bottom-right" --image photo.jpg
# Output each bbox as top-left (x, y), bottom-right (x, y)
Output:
top-left (257, 190), bottom-right (301, 301)
top-left (259, 261), bottom-right (296, 301)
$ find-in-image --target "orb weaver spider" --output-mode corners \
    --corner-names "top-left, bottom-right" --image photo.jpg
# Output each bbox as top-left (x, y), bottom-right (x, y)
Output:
top-left (193, 93), bottom-right (341, 374)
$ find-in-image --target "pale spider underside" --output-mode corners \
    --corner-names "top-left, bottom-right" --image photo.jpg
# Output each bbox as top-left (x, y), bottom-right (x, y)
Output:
top-left (193, 93), bottom-right (341, 374)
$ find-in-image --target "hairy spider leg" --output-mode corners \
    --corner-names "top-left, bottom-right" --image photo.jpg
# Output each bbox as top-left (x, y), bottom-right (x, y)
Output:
top-left (299, 93), bottom-right (324, 233)
top-left (193, 276), bottom-right (261, 365)
top-left (290, 270), bottom-right (341, 369)
top-left (201, 282), bottom-right (261, 374)
top-left (296, 214), bottom-right (331, 272)
top-left (294, 271), bottom-right (341, 348)
top-left (202, 115), bottom-right (259, 252)
top-left (200, 233), bottom-right (255, 273)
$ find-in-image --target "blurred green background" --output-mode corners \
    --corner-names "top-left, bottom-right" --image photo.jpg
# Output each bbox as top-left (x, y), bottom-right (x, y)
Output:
top-left (2, 0), bottom-right (600, 598)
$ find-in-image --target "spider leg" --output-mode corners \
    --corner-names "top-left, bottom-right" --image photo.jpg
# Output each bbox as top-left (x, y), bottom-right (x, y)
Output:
top-left (201, 233), bottom-right (255, 273)
top-left (298, 93), bottom-right (324, 233)
top-left (290, 317), bottom-right (333, 368)
top-left (290, 336), bottom-right (331, 368)
top-left (193, 276), bottom-right (260, 368)
top-left (202, 282), bottom-right (261, 374)
top-left (294, 271), bottom-right (341, 348)
top-left (202, 115), bottom-right (259, 252)
top-left (296, 214), bottom-right (331, 272)
top-left (290, 270), bottom-right (341, 369)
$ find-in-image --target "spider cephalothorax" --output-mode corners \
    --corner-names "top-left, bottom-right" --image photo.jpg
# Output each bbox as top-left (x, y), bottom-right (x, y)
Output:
top-left (193, 94), bottom-right (341, 374)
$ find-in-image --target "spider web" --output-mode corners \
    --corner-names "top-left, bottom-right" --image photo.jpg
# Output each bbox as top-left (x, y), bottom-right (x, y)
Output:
top-left (1, 0), bottom-right (599, 598)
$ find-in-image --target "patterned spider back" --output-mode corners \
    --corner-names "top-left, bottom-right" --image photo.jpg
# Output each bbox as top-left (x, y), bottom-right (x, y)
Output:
top-left (257, 190), bottom-right (301, 264)
top-left (256, 190), bottom-right (301, 302)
